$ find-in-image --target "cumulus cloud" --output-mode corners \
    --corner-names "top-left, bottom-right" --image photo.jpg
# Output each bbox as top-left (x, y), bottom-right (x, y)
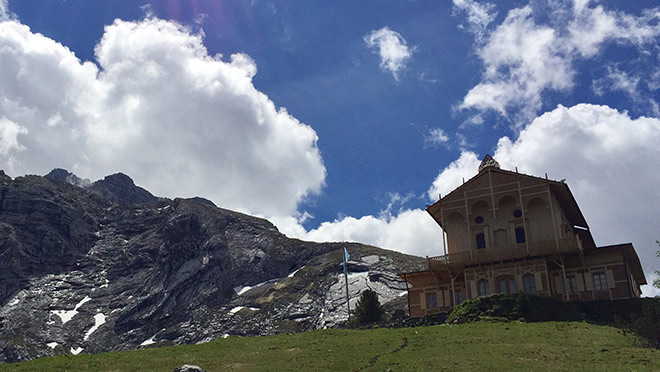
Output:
top-left (457, 1), bottom-right (660, 125)
top-left (364, 27), bottom-right (414, 81)
top-left (429, 103), bottom-right (660, 295)
top-left (297, 209), bottom-right (443, 258)
top-left (427, 150), bottom-right (481, 200)
top-left (276, 190), bottom-right (444, 258)
top-left (0, 18), bottom-right (325, 218)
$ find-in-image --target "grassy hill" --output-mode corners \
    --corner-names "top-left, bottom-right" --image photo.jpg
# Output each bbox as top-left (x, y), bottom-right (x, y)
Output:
top-left (1, 321), bottom-right (659, 372)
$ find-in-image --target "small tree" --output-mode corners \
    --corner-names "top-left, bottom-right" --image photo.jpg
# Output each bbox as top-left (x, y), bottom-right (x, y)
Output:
top-left (353, 289), bottom-right (384, 324)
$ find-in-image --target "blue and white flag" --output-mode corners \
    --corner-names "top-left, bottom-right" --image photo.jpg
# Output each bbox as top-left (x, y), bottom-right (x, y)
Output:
top-left (343, 247), bottom-right (350, 264)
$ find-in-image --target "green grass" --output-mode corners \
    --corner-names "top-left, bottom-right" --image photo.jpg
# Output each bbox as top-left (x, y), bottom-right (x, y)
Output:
top-left (2, 322), bottom-right (660, 372)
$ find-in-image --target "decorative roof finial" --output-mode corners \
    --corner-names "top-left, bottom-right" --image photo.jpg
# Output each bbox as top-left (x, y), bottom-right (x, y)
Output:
top-left (478, 154), bottom-right (500, 172)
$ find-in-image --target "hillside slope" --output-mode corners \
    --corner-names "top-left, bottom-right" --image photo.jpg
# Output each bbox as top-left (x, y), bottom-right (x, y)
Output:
top-left (0, 171), bottom-right (425, 363)
top-left (1, 322), bottom-right (659, 372)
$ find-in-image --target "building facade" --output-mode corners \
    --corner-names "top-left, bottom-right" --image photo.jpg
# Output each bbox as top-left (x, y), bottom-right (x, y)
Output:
top-left (401, 155), bottom-right (647, 317)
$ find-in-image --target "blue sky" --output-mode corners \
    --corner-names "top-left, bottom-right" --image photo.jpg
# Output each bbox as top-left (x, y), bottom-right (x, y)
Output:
top-left (1, 1), bottom-right (660, 294)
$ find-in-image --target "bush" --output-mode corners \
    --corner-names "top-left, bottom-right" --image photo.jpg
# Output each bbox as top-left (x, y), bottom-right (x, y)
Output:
top-left (353, 289), bottom-right (384, 324)
top-left (445, 294), bottom-right (660, 348)
top-left (447, 293), bottom-right (580, 324)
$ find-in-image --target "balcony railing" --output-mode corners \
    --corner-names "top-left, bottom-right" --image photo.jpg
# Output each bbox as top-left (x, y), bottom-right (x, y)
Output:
top-left (427, 237), bottom-right (581, 270)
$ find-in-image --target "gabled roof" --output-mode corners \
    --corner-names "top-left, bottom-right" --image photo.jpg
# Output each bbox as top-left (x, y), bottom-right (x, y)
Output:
top-left (427, 158), bottom-right (595, 248)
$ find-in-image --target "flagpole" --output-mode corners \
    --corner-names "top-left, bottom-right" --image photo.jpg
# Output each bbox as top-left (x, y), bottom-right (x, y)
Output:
top-left (343, 247), bottom-right (350, 321)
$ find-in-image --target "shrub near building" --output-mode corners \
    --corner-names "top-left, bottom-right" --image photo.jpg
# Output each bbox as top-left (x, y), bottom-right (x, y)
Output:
top-left (447, 293), bottom-right (660, 348)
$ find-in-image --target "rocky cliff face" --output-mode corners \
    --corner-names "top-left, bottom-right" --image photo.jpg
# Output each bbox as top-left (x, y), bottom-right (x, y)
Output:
top-left (0, 171), bottom-right (425, 363)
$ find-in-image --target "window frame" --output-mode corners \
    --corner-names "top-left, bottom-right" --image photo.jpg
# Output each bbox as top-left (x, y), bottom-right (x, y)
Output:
top-left (515, 226), bottom-right (526, 244)
top-left (566, 276), bottom-right (578, 294)
top-left (522, 274), bottom-right (537, 294)
top-left (497, 276), bottom-right (517, 295)
top-left (454, 289), bottom-right (463, 305)
top-left (426, 293), bottom-right (439, 309)
top-left (477, 279), bottom-right (490, 297)
top-left (475, 232), bottom-right (486, 249)
top-left (592, 272), bottom-right (608, 291)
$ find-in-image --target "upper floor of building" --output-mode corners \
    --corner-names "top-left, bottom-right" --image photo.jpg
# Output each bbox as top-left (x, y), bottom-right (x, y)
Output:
top-left (425, 155), bottom-right (595, 267)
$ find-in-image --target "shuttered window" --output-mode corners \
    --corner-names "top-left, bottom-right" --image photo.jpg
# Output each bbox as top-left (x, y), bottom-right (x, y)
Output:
top-left (427, 293), bottom-right (438, 308)
top-left (593, 272), bottom-right (608, 291)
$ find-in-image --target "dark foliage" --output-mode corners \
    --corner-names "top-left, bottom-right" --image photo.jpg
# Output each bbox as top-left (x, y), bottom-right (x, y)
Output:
top-left (446, 293), bottom-right (660, 348)
top-left (353, 289), bottom-right (385, 324)
top-left (447, 293), bottom-right (580, 324)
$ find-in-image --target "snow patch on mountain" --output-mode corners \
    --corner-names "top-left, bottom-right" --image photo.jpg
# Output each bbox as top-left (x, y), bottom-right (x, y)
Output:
top-left (51, 296), bottom-right (91, 324)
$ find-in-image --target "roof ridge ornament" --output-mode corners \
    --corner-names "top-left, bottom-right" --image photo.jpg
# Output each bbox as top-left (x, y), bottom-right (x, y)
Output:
top-left (478, 154), bottom-right (500, 172)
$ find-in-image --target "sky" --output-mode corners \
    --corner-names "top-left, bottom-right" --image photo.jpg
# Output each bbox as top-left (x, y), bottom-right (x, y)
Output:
top-left (1, 0), bottom-right (659, 295)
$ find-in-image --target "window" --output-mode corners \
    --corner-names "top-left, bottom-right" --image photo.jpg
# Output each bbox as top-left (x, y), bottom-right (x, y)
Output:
top-left (513, 209), bottom-right (523, 218)
top-left (454, 289), bottom-right (463, 305)
top-left (515, 227), bottom-right (526, 243)
top-left (498, 277), bottom-right (517, 294)
top-left (427, 293), bottom-right (438, 308)
top-left (522, 274), bottom-right (537, 294)
top-left (593, 272), bottom-right (608, 291)
top-left (567, 276), bottom-right (578, 294)
top-left (477, 280), bottom-right (490, 297)
top-left (475, 216), bottom-right (484, 224)
top-left (476, 233), bottom-right (486, 249)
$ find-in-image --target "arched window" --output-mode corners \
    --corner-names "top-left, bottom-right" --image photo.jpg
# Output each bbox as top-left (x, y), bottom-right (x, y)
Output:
top-left (497, 276), bottom-right (516, 294)
top-left (522, 274), bottom-right (537, 294)
top-left (475, 232), bottom-right (486, 249)
top-left (515, 227), bottom-right (526, 243)
top-left (477, 279), bottom-right (490, 297)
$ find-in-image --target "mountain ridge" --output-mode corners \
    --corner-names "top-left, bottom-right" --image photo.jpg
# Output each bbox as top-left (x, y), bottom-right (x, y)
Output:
top-left (0, 170), bottom-right (425, 363)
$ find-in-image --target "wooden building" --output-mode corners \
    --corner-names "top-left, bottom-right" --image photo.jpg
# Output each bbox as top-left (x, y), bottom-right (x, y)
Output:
top-left (400, 155), bottom-right (647, 317)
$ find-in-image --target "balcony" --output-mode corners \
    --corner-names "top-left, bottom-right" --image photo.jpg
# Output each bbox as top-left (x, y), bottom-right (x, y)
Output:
top-left (427, 237), bottom-right (582, 271)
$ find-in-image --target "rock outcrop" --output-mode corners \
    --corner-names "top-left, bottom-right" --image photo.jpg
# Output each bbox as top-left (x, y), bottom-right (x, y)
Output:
top-left (0, 170), bottom-right (425, 363)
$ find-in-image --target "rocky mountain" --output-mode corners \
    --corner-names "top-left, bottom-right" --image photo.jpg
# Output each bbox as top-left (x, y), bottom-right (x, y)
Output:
top-left (0, 170), bottom-right (425, 363)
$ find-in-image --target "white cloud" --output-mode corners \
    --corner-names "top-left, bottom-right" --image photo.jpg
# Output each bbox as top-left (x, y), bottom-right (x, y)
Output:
top-left (276, 189), bottom-right (444, 258)
top-left (460, 5), bottom-right (574, 123)
top-left (428, 150), bottom-right (480, 200)
top-left (452, 0), bottom-right (497, 42)
top-left (592, 64), bottom-right (659, 116)
top-left (300, 209), bottom-right (443, 258)
top-left (0, 18), bottom-right (325, 218)
top-left (429, 103), bottom-right (660, 295)
top-left (0, 0), bottom-right (10, 21)
top-left (592, 65), bottom-right (640, 98)
top-left (458, 1), bottom-right (660, 125)
top-left (424, 127), bottom-right (449, 146)
top-left (364, 27), bottom-right (414, 81)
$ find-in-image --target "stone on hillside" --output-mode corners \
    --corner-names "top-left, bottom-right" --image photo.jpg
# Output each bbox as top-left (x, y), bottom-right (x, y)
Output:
top-left (173, 365), bottom-right (207, 372)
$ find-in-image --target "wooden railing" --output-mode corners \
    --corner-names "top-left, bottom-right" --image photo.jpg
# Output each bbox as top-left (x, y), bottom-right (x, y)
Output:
top-left (427, 237), bottom-right (580, 270)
